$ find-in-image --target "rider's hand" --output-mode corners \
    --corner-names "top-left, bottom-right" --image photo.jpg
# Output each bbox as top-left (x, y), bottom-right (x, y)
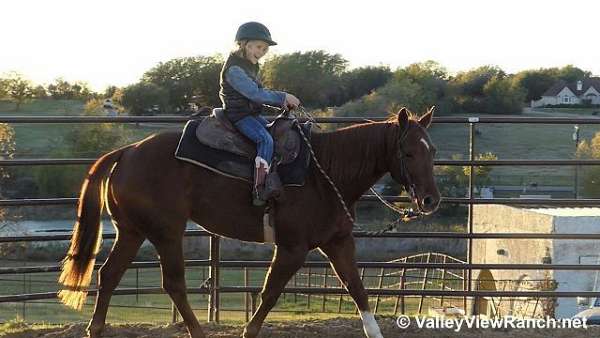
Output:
top-left (284, 93), bottom-right (301, 110)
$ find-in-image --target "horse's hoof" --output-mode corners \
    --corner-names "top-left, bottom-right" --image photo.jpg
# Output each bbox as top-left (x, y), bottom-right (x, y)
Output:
top-left (188, 326), bottom-right (207, 338)
top-left (242, 326), bottom-right (259, 338)
top-left (85, 323), bottom-right (104, 338)
top-left (86, 325), bottom-right (104, 338)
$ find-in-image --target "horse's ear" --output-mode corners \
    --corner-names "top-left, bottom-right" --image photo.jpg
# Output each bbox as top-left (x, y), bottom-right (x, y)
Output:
top-left (419, 106), bottom-right (435, 129)
top-left (397, 107), bottom-right (409, 132)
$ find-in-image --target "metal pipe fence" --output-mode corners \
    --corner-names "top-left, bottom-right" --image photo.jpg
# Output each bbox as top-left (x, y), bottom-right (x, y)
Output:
top-left (2, 115), bottom-right (600, 323)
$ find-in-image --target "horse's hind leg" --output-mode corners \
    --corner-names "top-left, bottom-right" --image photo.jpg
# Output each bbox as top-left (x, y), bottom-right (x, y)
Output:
top-left (152, 235), bottom-right (205, 338)
top-left (87, 227), bottom-right (145, 338)
top-left (243, 244), bottom-right (308, 338)
top-left (319, 235), bottom-right (384, 338)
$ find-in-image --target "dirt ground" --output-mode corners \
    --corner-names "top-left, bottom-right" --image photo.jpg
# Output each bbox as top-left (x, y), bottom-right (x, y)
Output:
top-left (2, 317), bottom-right (599, 338)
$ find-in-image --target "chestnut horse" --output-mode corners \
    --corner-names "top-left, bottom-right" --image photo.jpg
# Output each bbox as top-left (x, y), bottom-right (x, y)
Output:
top-left (57, 107), bottom-right (440, 338)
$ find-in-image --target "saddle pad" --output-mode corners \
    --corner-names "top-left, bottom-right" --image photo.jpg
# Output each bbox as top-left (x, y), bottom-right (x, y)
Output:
top-left (175, 119), bottom-right (312, 186)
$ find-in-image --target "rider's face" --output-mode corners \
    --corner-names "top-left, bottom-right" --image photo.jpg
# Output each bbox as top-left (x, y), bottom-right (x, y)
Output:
top-left (244, 40), bottom-right (269, 64)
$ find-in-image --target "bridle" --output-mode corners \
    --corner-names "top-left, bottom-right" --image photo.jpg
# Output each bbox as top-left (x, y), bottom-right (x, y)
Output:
top-left (367, 123), bottom-right (424, 226)
top-left (292, 107), bottom-right (424, 231)
top-left (397, 125), bottom-right (419, 204)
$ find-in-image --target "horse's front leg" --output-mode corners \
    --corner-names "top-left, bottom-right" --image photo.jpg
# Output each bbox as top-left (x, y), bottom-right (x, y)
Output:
top-left (243, 244), bottom-right (307, 338)
top-left (320, 234), bottom-right (384, 338)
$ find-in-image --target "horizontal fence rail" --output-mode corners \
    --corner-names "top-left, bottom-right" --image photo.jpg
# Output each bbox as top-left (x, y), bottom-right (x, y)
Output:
top-left (3, 260), bottom-right (600, 276)
top-left (5, 288), bottom-right (600, 304)
top-left (4, 159), bottom-right (600, 166)
top-left (5, 230), bottom-right (600, 243)
top-left (2, 115), bottom-right (600, 322)
top-left (3, 197), bottom-right (600, 207)
top-left (3, 115), bottom-right (600, 124)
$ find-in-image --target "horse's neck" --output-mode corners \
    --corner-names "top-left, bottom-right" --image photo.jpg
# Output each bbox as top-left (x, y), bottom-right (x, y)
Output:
top-left (311, 122), bottom-right (391, 203)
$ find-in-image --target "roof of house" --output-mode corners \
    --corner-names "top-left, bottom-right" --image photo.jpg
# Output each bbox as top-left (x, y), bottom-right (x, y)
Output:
top-left (542, 77), bottom-right (600, 97)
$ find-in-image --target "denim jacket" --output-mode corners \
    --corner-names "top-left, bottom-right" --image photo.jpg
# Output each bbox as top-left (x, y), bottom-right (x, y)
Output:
top-left (225, 66), bottom-right (286, 108)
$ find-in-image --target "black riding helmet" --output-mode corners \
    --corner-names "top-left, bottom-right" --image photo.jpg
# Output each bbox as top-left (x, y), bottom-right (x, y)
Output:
top-left (235, 22), bottom-right (277, 46)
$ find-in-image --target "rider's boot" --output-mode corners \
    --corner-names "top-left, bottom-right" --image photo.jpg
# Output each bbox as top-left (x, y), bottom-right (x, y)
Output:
top-left (253, 157), bottom-right (270, 206)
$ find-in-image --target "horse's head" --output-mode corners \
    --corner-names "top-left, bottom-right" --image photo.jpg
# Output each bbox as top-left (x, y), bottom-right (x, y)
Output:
top-left (387, 107), bottom-right (440, 214)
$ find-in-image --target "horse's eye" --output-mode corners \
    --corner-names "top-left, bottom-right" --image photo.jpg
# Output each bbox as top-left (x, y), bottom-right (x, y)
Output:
top-left (405, 153), bottom-right (414, 159)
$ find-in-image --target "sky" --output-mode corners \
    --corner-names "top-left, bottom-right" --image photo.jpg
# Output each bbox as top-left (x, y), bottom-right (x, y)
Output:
top-left (1, 0), bottom-right (599, 91)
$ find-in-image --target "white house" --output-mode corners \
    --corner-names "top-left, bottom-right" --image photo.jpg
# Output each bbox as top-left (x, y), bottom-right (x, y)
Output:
top-left (472, 205), bottom-right (600, 319)
top-left (532, 78), bottom-right (600, 107)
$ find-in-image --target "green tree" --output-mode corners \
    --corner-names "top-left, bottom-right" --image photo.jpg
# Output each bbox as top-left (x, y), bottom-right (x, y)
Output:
top-left (483, 76), bottom-right (526, 114)
top-left (143, 55), bottom-right (223, 111)
top-left (576, 133), bottom-right (600, 198)
top-left (4, 72), bottom-right (34, 111)
top-left (32, 85), bottom-right (48, 99)
top-left (47, 78), bottom-right (74, 99)
top-left (453, 65), bottom-right (505, 98)
top-left (336, 61), bottom-right (450, 117)
top-left (46, 78), bottom-right (95, 100)
top-left (261, 50), bottom-right (348, 108)
top-left (339, 65), bottom-right (392, 104)
top-left (104, 85), bottom-right (118, 98)
top-left (450, 66), bottom-right (528, 114)
top-left (121, 82), bottom-right (170, 115)
top-left (513, 69), bottom-right (559, 102)
top-left (33, 101), bottom-right (132, 198)
top-left (336, 77), bottom-right (423, 117)
top-left (0, 78), bottom-right (7, 99)
top-left (555, 65), bottom-right (592, 83)
top-left (394, 61), bottom-right (455, 114)
top-left (0, 123), bottom-right (15, 185)
top-left (0, 123), bottom-right (24, 257)
top-left (437, 152), bottom-right (498, 196)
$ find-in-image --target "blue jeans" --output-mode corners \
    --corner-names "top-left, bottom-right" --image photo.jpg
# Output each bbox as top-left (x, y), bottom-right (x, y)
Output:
top-left (234, 115), bottom-right (273, 165)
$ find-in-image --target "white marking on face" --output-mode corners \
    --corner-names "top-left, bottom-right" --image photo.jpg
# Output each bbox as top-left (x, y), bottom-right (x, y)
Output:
top-left (420, 137), bottom-right (430, 151)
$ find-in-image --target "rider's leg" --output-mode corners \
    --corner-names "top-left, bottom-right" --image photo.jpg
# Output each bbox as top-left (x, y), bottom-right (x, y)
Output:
top-left (234, 115), bottom-right (274, 205)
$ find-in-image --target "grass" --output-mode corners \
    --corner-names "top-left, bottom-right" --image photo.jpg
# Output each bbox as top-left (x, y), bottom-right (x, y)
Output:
top-left (0, 99), bottom-right (84, 115)
top-left (0, 318), bottom-right (60, 336)
top-left (3, 100), bottom-right (598, 186)
top-left (426, 117), bottom-right (600, 187)
top-left (0, 258), bottom-right (458, 325)
top-left (0, 99), bottom-right (177, 158)
top-left (532, 107), bottom-right (600, 115)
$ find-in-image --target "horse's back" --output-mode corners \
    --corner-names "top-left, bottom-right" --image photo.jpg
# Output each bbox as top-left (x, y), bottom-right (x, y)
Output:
top-left (110, 130), bottom-right (190, 212)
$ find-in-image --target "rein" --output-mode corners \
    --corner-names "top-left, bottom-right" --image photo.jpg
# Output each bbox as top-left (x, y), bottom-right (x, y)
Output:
top-left (292, 107), bottom-right (423, 234)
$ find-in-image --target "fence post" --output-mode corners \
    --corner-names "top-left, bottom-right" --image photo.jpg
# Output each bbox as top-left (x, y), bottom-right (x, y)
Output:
top-left (322, 267), bottom-right (328, 312)
top-left (207, 235), bottom-right (220, 323)
top-left (136, 267), bottom-right (140, 304)
top-left (293, 272), bottom-right (298, 304)
top-left (172, 303), bottom-right (178, 323)
top-left (22, 265), bottom-right (26, 320)
top-left (418, 253), bottom-right (431, 314)
top-left (251, 292), bottom-right (258, 315)
top-left (394, 259), bottom-right (406, 315)
top-left (374, 267), bottom-right (385, 314)
top-left (467, 122), bottom-right (476, 316)
top-left (307, 267), bottom-right (312, 310)
top-left (355, 267), bottom-right (366, 314)
top-left (245, 267), bottom-right (250, 322)
top-left (440, 255), bottom-right (448, 307)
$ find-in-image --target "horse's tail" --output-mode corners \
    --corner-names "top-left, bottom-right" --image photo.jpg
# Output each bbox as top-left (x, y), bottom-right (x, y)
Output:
top-left (57, 143), bottom-right (134, 310)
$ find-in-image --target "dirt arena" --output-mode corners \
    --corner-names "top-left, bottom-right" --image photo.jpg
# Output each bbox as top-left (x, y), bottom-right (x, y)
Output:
top-left (2, 317), bottom-right (599, 338)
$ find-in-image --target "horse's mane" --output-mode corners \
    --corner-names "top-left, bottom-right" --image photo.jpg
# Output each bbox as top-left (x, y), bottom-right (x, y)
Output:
top-left (312, 113), bottom-right (421, 184)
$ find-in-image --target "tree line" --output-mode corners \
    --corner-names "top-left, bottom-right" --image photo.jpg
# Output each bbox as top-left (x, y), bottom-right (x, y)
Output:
top-left (114, 53), bottom-right (592, 116)
top-left (0, 51), bottom-right (593, 116)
